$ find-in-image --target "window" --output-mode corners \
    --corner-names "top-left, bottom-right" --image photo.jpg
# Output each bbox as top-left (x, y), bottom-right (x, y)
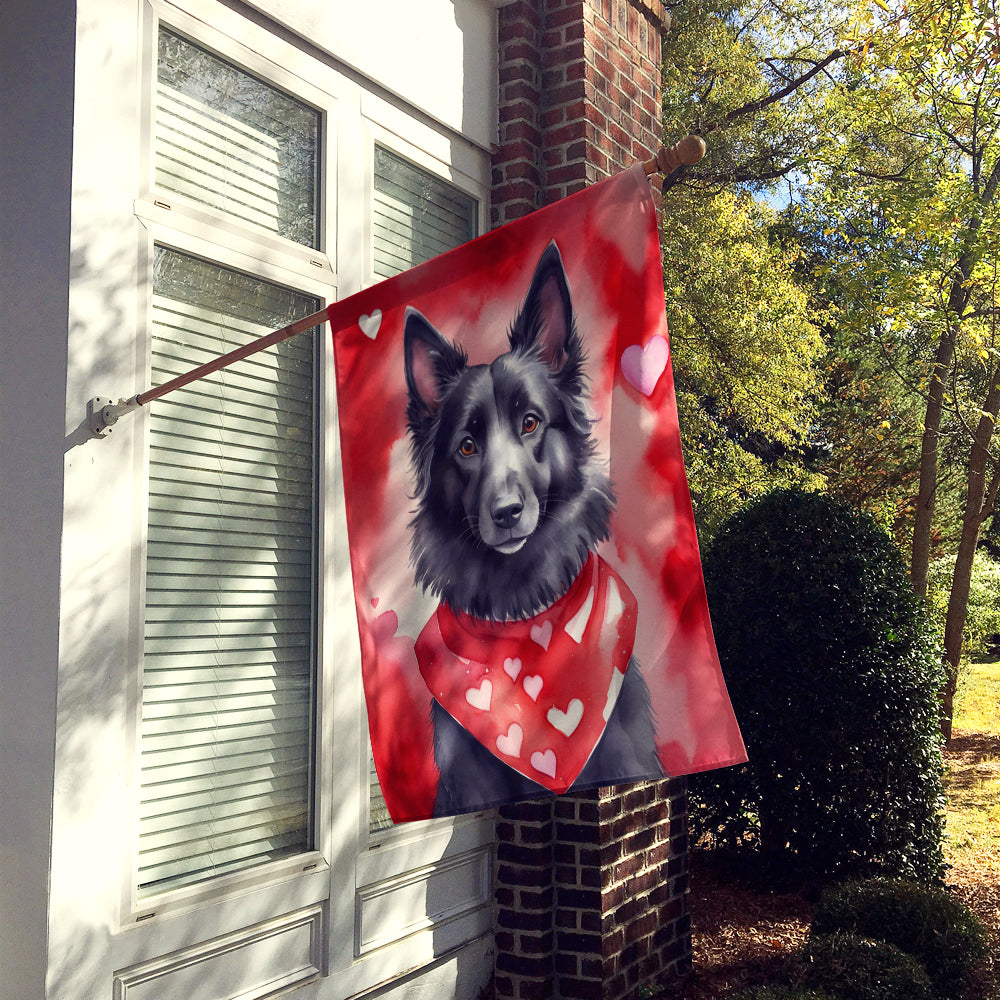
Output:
top-left (367, 146), bottom-right (478, 833)
top-left (372, 145), bottom-right (477, 279)
top-left (139, 248), bottom-right (319, 895)
top-left (118, 7), bottom-right (494, 992)
top-left (155, 28), bottom-right (320, 247)
top-left (136, 26), bottom-right (323, 897)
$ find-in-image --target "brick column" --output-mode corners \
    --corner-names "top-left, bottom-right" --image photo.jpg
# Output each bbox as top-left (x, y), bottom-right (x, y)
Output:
top-left (491, 4), bottom-right (691, 999)
top-left (493, 0), bottom-right (668, 226)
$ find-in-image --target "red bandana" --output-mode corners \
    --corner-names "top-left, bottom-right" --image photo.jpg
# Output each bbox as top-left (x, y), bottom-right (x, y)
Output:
top-left (415, 555), bottom-right (639, 793)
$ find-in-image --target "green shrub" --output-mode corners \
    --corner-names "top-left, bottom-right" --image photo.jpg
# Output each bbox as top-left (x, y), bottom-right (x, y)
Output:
top-left (794, 933), bottom-right (934, 1000)
top-left (692, 489), bottom-right (946, 882)
top-left (812, 878), bottom-right (988, 999)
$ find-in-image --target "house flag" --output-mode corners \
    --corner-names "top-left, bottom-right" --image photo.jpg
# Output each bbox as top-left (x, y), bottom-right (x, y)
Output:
top-left (328, 165), bottom-right (746, 822)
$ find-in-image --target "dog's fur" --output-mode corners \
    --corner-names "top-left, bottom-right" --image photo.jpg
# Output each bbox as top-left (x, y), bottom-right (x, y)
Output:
top-left (404, 242), bottom-right (662, 814)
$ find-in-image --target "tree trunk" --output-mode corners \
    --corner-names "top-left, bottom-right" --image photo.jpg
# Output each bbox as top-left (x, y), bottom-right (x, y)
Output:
top-left (940, 374), bottom-right (1000, 741)
top-left (911, 160), bottom-right (1000, 596)
top-left (910, 328), bottom-right (955, 598)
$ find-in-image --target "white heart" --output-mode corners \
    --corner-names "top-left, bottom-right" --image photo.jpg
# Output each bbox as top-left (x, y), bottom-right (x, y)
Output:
top-left (603, 668), bottom-right (626, 722)
top-left (530, 749), bottom-right (557, 778)
top-left (530, 620), bottom-right (553, 650)
top-left (465, 678), bottom-right (492, 711)
top-left (605, 577), bottom-right (625, 626)
top-left (359, 309), bottom-right (382, 339)
top-left (547, 698), bottom-right (584, 737)
top-left (503, 657), bottom-right (522, 681)
top-left (523, 674), bottom-right (543, 701)
top-left (496, 723), bottom-right (523, 758)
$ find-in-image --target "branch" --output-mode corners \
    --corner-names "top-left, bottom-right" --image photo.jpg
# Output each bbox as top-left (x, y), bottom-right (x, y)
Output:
top-left (703, 49), bottom-right (847, 134)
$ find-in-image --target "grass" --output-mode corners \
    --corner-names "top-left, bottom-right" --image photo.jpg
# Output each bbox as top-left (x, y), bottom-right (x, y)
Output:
top-left (943, 658), bottom-right (1000, 1000)
top-left (945, 659), bottom-right (1000, 868)
top-left (955, 658), bottom-right (1000, 734)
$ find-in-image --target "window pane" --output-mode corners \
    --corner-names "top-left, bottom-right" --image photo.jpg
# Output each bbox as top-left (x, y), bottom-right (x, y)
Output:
top-left (369, 149), bottom-right (478, 832)
top-left (156, 28), bottom-right (320, 248)
top-left (372, 146), bottom-right (477, 279)
top-left (139, 247), bottom-right (318, 895)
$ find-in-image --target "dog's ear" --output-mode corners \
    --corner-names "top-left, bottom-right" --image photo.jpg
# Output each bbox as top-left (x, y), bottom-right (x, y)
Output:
top-left (510, 241), bottom-right (577, 373)
top-left (404, 307), bottom-right (467, 417)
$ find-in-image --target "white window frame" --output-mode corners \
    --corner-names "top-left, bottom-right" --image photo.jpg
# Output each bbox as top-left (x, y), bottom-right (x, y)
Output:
top-left (124, 0), bottom-right (339, 929)
top-left (111, 0), bottom-right (495, 992)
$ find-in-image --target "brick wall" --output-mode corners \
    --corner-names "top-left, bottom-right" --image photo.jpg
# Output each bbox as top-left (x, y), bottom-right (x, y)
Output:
top-left (492, 0), bottom-right (668, 227)
top-left (490, 4), bottom-right (692, 998)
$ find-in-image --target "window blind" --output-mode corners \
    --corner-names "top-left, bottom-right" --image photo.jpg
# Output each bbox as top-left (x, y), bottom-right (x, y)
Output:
top-left (138, 248), bottom-right (319, 895)
top-left (156, 28), bottom-right (320, 249)
top-left (368, 147), bottom-right (477, 832)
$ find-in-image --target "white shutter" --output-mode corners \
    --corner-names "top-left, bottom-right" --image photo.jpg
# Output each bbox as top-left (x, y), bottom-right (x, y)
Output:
top-left (367, 147), bottom-right (477, 832)
top-left (138, 248), bottom-right (319, 895)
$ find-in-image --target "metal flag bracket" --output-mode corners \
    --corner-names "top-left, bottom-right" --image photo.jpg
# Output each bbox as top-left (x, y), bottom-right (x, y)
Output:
top-left (88, 395), bottom-right (141, 438)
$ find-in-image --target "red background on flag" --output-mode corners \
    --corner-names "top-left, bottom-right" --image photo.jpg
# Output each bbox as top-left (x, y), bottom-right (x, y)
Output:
top-left (329, 167), bottom-right (745, 821)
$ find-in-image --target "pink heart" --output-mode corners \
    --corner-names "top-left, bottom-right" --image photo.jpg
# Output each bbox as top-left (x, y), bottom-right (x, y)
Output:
top-left (530, 620), bottom-right (553, 650)
top-left (503, 657), bottom-right (522, 681)
top-left (523, 674), bottom-right (543, 701)
top-left (530, 749), bottom-right (557, 778)
top-left (496, 723), bottom-right (523, 758)
top-left (465, 678), bottom-right (492, 711)
top-left (621, 336), bottom-right (669, 397)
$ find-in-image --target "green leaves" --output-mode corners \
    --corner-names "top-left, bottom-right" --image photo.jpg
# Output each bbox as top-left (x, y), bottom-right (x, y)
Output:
top-left (664, 188), bottom-right (826, 535)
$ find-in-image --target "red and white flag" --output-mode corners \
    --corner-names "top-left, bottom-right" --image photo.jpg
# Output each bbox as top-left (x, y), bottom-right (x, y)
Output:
top-left (329, 165), bottom-right (746, 821)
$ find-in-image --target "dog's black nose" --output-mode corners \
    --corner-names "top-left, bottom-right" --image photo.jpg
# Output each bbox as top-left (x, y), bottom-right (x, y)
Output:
top-left (491, 495), bottom-right (523, 529)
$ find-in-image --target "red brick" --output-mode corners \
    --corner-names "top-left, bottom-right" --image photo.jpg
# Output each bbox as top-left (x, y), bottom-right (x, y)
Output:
top-left (503, 79), bottom-right (541, 104)
top-left (546, 118), bottom-right (589, 146)
top-left (503, 40), bottom-right (538, 64)
top-left (496, 952), bottom-right (551, 978)
top-left (520, 930), bottom-right (555, 954)
top-left (546, 163), bottom-right (589, 186)
top-left (492, 7), bottom-right (690, 995)
top-left (558, 930), bottom-right (603, 955)
top-left (556, 951), bottom-right (579, 976)
top-left (498, 862), bottom-right (552, 888)
top-left (560, 978), bottom-right (604, 1000)
top-left (498, 906), bottom-right (551, 931)
top-left (499, 99), bottom-right (540, 124)
top-left (520, 886), bottom-right (554, 910)
top-left (625, 868), bottom-right (658, 896)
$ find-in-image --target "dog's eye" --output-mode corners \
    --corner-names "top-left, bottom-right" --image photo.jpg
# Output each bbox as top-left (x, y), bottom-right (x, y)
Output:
top-left (521, 413), bottom-right (540, 435)
top-left (459, 437), bottom-right (477, 457)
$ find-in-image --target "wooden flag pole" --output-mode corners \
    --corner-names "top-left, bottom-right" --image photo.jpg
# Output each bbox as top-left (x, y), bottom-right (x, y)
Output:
top-left (88, 137), bottom-right (706, 437)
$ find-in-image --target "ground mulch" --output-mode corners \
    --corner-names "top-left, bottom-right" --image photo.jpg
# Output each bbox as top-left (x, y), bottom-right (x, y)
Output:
top-left (656, 733), bottom-right (1000, 999)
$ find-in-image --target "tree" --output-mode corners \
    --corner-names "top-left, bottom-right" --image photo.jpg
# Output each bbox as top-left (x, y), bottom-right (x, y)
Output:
top-left (659, 1), bottom-right (843, 537)
top-left (661, 0), bottom-right (854, 194)
top-left (801, 0), bottom-right (1000, 736)
top-left (660, 1), bottom-right (998, 736)
top-left (661, 188), bottom-right (825, 537)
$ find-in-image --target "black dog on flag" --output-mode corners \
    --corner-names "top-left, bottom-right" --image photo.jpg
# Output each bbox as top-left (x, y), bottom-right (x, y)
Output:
top-left (403, 241), bottom-right (663, 816)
